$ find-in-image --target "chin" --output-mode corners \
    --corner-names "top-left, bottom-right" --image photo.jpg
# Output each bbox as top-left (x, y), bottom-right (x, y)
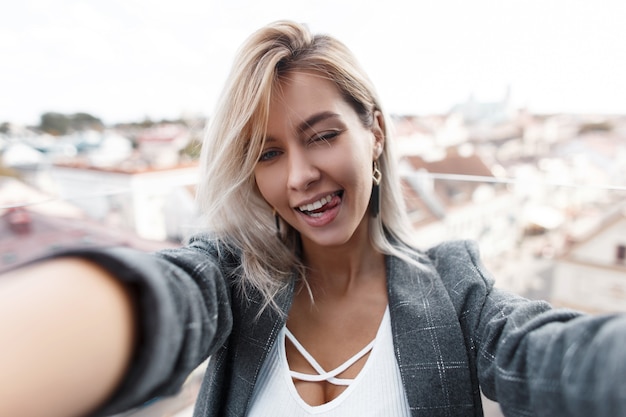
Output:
top-left (301, 228), bottom-right (358, 249)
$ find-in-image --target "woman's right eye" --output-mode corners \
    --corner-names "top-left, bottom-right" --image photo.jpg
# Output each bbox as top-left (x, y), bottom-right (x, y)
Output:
top-left (259, 149), bottom-right (281, 161)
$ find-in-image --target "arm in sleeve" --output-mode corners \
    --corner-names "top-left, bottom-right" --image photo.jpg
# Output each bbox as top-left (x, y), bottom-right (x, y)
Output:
top-left (464, 243), bottom-right (626, 417)
top-left (54, 238), bottom-right (235, 416)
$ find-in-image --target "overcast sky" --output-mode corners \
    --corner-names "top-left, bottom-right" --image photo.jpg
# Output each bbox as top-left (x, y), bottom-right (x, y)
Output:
top-left (2, 0), bottom-right (625, 125)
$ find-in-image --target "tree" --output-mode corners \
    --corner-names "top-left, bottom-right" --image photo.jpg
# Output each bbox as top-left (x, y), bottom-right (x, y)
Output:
top-left (39, 112), bottom-right (70, 136)
top-left (72, 113), bottom-right (104, 131)
top-left (38, 112), bottom-right (104, 135)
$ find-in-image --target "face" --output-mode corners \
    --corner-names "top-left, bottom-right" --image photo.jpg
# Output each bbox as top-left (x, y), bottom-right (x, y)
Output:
top-left (254, 71), bottom-right (383, 251)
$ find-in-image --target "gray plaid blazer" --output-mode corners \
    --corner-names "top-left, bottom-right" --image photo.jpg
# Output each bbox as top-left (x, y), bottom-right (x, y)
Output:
top-left (82, 237), bottom-right (625, 417)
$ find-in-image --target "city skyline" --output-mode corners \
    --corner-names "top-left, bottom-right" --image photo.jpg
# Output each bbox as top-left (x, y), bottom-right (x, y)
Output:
top-left (2, 0), bottom-right (625, 126)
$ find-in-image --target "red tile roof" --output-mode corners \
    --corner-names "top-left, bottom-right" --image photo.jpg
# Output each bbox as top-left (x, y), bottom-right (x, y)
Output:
top-left (0, 208), bottom-right (179, 273)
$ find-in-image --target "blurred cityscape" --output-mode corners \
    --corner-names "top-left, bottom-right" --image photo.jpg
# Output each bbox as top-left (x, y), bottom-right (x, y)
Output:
top-left (1, 90), bottom-right (625, 417)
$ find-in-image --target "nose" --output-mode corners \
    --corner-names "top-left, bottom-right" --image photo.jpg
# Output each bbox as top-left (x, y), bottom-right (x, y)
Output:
top-left (286, 148), bottom-right (320, 191)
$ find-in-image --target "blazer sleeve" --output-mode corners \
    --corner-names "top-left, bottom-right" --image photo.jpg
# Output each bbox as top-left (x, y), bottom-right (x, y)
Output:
top-left (50, 235), bottom-right (235, 416)
top-left (432, 240), bottom-right (626, 417)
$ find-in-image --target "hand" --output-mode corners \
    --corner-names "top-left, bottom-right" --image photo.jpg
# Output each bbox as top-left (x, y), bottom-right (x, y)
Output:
top-left (0, 258), bottom-right (135, 417)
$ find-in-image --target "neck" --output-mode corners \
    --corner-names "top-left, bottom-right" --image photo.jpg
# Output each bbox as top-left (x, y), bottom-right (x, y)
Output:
top-left (301, 230), bottom-right (385, 298)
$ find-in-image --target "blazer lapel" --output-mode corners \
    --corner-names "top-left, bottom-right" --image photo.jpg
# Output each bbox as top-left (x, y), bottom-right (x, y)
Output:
top-left (224, 277), bottom-right (295, 416)
top-left (386, 254), bottom-right (477, 416)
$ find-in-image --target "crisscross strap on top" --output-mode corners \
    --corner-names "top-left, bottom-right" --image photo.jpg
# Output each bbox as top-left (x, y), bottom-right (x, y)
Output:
top-left (284, 328), bottom-right (376, 386)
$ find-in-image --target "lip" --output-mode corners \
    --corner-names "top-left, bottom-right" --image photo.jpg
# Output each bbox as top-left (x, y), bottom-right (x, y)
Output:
top-left (296, 199), bottom-right (341, 227)
top-left (293, 190), bottom-right (343, 227)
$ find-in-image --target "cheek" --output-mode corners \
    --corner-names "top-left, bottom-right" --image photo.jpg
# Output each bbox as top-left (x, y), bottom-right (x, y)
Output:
top-left (254, 169), bottom-right (282, 207)
top-left (355, 156), bottom-right (376, 209)
top-left (254, 173), bottom-right (270, 203)
top-left (344, 151), bottom-right (373, 190)
top-left (356, 165), bottom-right (374, 205)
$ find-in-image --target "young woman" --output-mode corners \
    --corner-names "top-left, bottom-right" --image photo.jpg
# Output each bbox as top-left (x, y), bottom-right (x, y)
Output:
top-left (1, 20), bottom-right (625, 417)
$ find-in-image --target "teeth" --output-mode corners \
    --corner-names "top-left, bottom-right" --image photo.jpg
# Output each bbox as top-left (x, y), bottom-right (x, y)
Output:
top-left (298, 193), bottom-right (335, 212)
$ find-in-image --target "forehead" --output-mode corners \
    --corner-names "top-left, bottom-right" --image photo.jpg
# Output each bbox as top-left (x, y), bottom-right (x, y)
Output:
top-left (268, 71), bottom-right (351, 129)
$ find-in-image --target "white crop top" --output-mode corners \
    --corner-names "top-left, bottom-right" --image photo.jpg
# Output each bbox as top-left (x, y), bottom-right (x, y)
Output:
top-left (247, 307), bottom-right (411, 416)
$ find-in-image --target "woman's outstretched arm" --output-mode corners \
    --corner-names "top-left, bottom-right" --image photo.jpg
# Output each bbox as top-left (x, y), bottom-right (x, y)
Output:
top-left (0, 258), bottom-right (136, 417)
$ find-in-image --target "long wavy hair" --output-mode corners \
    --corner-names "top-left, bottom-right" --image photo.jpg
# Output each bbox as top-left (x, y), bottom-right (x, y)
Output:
top-left (196, 20), bottom-right (423, 313)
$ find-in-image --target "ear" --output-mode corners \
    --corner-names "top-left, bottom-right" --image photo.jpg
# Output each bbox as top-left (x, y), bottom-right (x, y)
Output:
top-left (371, 110), bottom-right (385, 159)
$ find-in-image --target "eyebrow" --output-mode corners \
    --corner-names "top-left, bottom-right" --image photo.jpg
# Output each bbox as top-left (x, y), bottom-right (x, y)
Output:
top-left (264, 111), bottom-right (341, 144)
top-left (296, 111), bottom-right (341, 134)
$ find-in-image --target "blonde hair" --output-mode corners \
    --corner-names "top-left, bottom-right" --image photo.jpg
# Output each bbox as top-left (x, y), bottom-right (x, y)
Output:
top-left (196, 20), bottom-right (423, 313)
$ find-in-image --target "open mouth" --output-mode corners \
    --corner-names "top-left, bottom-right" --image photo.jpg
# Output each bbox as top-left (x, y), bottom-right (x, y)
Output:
top-left (296, 191), bottom-right (343, 218)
